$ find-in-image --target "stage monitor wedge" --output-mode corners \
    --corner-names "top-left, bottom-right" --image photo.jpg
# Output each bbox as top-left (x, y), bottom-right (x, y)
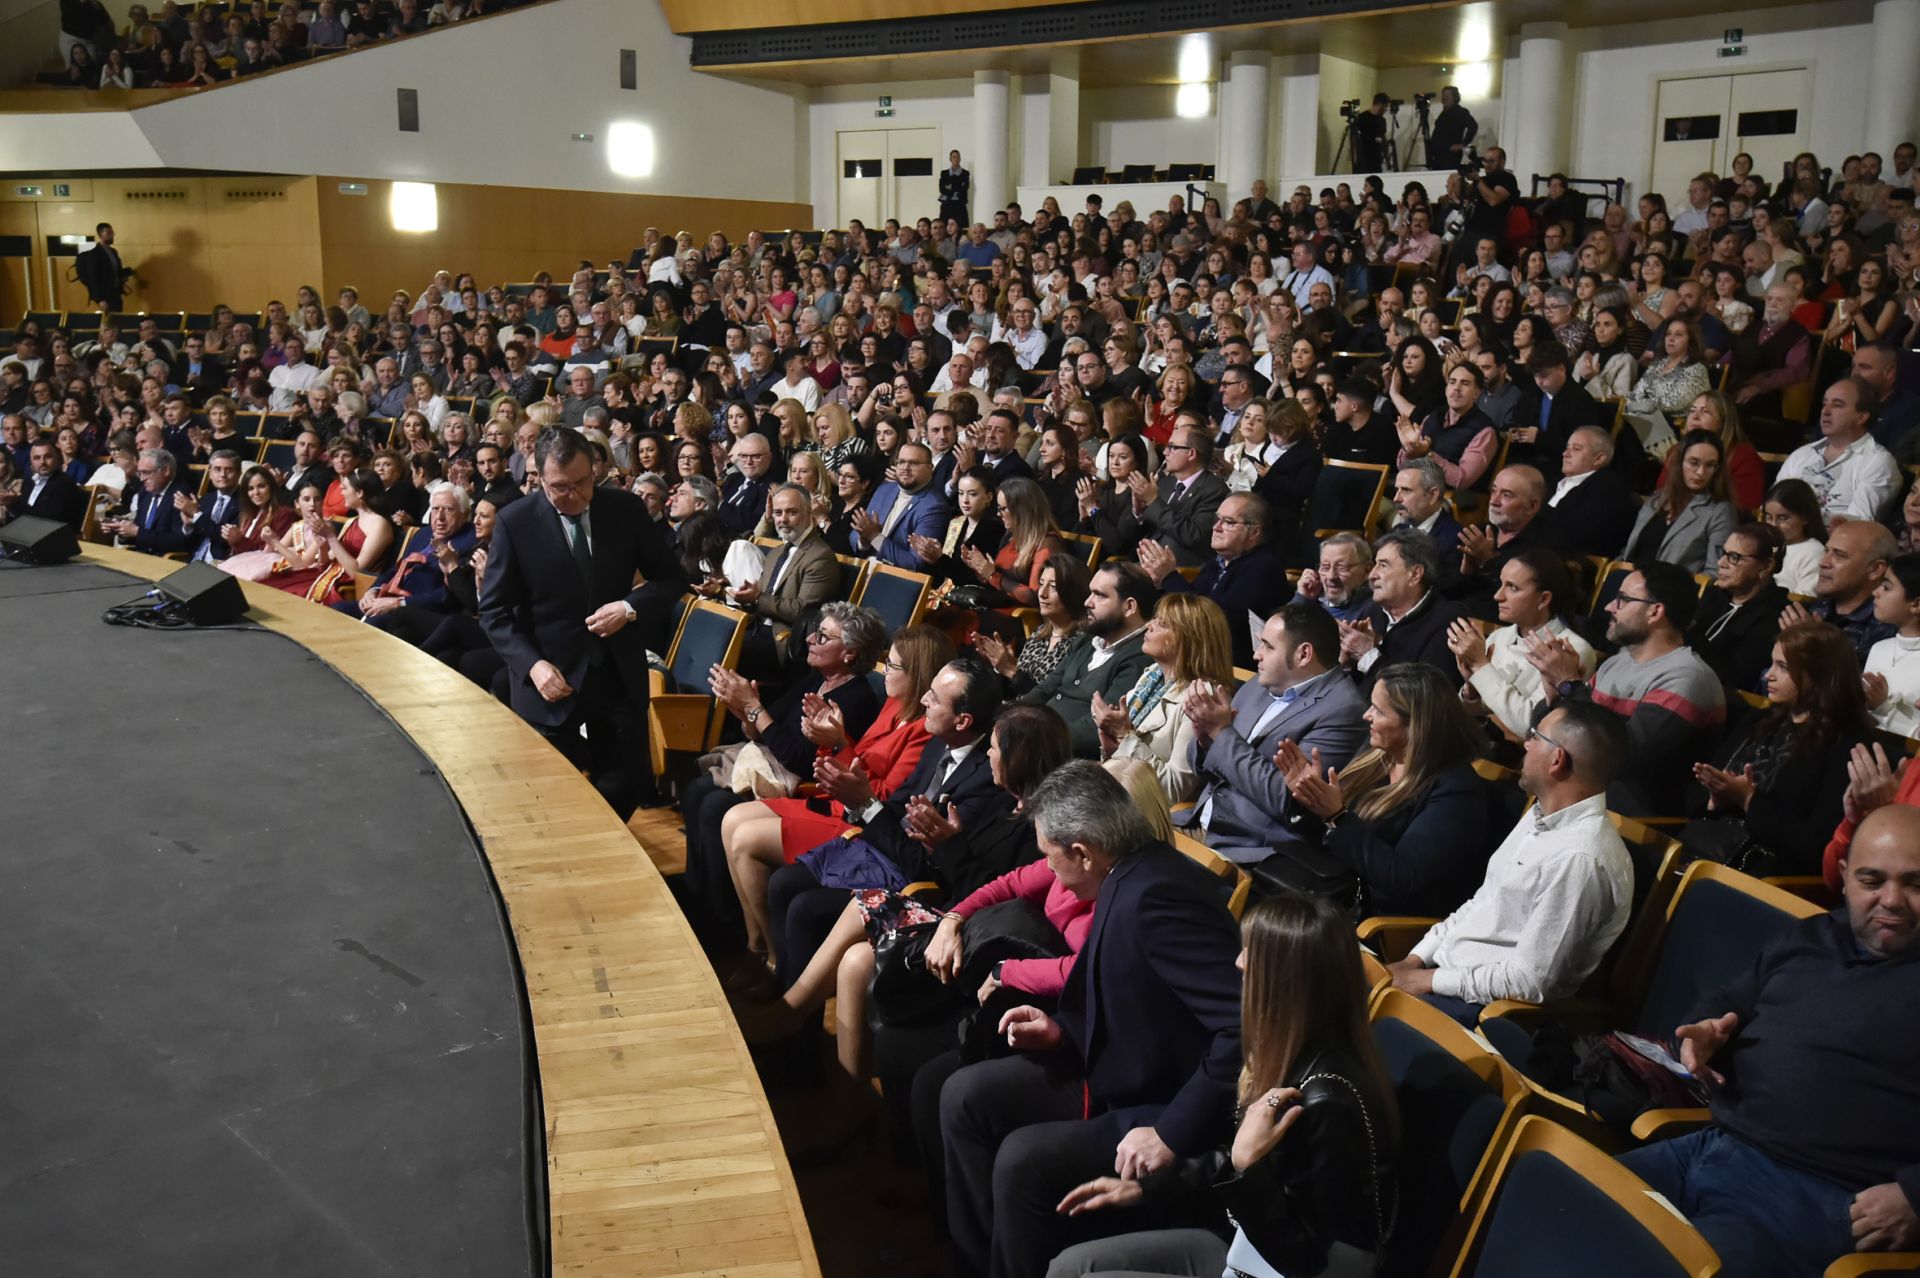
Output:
top-left (0, 515), bottom-right (80, 564)
top-left (157, 561), bottom-right (249, 625)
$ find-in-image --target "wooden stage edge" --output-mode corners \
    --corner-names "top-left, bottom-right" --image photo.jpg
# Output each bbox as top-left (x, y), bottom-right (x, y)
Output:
top-left (77, 546), bottom-right (821, 1278)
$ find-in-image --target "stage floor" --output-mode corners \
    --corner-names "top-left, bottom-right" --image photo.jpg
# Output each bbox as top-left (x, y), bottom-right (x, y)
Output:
top-left (1, 561), bottom-right (539, 1275)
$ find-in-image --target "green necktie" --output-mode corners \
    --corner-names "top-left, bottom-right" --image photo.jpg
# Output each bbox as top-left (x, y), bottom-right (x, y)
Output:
top-left (565, 511), bottom-right (593, 589)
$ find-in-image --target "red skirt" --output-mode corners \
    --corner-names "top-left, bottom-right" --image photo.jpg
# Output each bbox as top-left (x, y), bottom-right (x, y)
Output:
top-left (763, 796), bottom-right (854, 862)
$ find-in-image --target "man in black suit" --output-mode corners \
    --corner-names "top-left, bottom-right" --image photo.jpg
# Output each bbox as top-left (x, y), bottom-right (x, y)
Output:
top-left (1344, 526), bottom-right (1467, 687)
top-left (1390, 458), bottom-right (1465, 559)
top-left (479, 427), bottom-right (675, 819)
top-left (103, 447), bottom-right (193, 556)
top-left (1509, 344), bottom-right (1609, 477)
top-left (1135, 425), bottom-right (1229, 567)
top-left (170, 333), bottom-right (226, 406)
top-left (74, 222), bottom-right (133, 310)
top-left (971, 408), bottom-right (1032, 484)
top-left (938, 762), bottom-right (1242, 1278)
top-left (177, 448), bottom-right (245, 562)
top-left (19, 436), bottom-right (85, 530)
top-left (716, 433), bottom-right (773, 535)
top-left (1139, 491), bottom-right (1292, 669)
top-left (279, 429), bottom-right (334, 500)
top-left (1688, 523), bottom-right (1791, 695)
top-left (1444, 464), bottom-right (1564, 620)
top-left (1546, 426), bottom-right (1640, 560)
top-left (472, 443), bottom-right (521, 512)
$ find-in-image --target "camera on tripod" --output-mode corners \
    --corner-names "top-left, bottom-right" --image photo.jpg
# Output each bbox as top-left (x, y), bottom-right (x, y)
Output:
top-left (1338, 98), bottom-right (1362, 120)
top-left (1387, 98), bottom-right (1404, 115)
top-left (1413, 91), bottom-right (1435, 113)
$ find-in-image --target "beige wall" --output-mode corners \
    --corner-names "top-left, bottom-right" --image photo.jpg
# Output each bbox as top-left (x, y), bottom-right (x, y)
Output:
top-left (0, 174), bottom-right (810, 320)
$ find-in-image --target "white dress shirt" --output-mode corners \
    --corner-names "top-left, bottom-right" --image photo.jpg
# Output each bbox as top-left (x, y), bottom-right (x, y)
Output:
top-left (1776, 433), bottom-right (1903, 522)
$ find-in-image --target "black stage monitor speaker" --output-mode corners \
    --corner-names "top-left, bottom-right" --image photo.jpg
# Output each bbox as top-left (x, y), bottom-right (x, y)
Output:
top-left (157, 561), bottom-right (249, 624)
top-left (0, 514), bottom-right (80, 564)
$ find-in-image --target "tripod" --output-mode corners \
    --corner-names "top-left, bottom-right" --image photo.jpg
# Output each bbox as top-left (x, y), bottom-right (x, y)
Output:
top-left (1382, 106), bottom-right (1403, 174)
top-left (1403, 104), bottom-right (1433, 171)
top-left (1331, 111), bottom-right (1357, 172)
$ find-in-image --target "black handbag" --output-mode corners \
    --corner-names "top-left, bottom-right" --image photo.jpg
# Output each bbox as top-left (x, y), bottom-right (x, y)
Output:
top-left (868, 897), bottom-right (1069, 1029)
top-left (1249, 840), bottom-right (1363, 915)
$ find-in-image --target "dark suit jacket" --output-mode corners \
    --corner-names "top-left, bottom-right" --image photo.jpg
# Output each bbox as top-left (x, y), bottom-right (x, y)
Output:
top-left (171, 356), bottom-right (227, 404)
top-left (1362, 591), bottom-right (1466, 686)
top-left (75, 241), bottom-right (130, 306)
top-left (21, 470), bottom-right (85, 530)
top-left (857, 737), bottom-right (999, 879)
top-left (1058, 841), bottom-right (1244, 1155)
top-left (716, 473), bottom-right (770, 536)
top-left (982, 452), bottom-right (1033, 485)
top-left (1441, 517), bottom-right (1564, 621)
top-left (1548, 467), bottom-right (1640, 561)
top-left (126, 482), bottom-right (194, 556)
top-left (1510, 381), bottom-right (1609, 476)
top-left (369, 524), bottom-right (478, 612)
top-left (1251, 443), bottom-right (1322, 554)
top-left (478, 487), bottom-right (666, 728)
top-left (1016, 627), bottom-right (1153, 757)
top-left (1141, 470), bottom-right (1229, 566)
top-left (1161, 546), bottom-right (1294, 668)
top-left (184, 485), bottom-right (245, 560)
top-left (1688, 584), bottom-right (1790, 695)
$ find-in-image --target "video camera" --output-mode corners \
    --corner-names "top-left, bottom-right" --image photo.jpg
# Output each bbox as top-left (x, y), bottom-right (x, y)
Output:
top-left (1458, 145), bottom-right (1484, 177)
top-left (1338, 99), bottom-right (1362, 120)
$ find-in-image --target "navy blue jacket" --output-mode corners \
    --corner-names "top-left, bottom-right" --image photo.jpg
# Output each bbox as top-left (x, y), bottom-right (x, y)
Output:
top-left (368, 524), bottom-right (478, 612)
top-left (1160, 545), bottom-right (1294, 668)
top-left (1058, 841), bottom-right (1244, 1156)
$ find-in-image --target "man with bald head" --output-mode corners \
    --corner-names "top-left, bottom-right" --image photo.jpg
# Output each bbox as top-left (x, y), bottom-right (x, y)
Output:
top-left (1446, 463), bottom-right (1562, 619)
top-left (1779, 519), bottom-right (1899, 664)
top-left (1618, 803), bottom-right (1920, 1278)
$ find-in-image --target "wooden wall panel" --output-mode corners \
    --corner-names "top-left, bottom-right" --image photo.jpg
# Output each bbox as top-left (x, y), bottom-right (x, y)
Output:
top-left (2, 174), bottom-right (808, 323)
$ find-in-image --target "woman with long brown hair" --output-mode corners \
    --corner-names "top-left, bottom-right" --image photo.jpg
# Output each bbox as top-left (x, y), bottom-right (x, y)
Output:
top-left (1621, 428), bottom-right (1739, 574)
top-left (1053, 892), bottom-right (1398, 1278)
top-left (1685, 621), bottom-right (1873, 875)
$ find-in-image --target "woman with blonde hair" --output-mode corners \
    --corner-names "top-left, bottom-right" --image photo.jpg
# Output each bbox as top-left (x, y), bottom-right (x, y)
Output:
top-left (1093, 593), bottom-right (1236, 807)
top-left (768, 398), bottom-right (815, 459)
top-left (671, 400), bottom-right (714, 450)
top-left (1673, 389), bottom-right (1764, 511)
top-left (814, 401), bottom-right (872, 472)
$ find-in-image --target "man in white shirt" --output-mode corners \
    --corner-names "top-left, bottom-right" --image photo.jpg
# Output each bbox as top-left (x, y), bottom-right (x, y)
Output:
top-left (267, 335), bottom-right (322, 410)
top-left (766, 351), bottom-right (821, 412)
top-left (1777, 377), bottom-right (1903, 523)
top-left (998, 299), bottom-right (1048, 369)
top-left (1279, 242), bottom-right (1335, 309)
top-left (930, 350), bottom-right (988, 394)
top-left (1389, 698), bottom-right (1633, 1018)
top-left (1462, 237), bottom-right (1511, 286)
top-left (1671, 174), bottom-right (1715, 237)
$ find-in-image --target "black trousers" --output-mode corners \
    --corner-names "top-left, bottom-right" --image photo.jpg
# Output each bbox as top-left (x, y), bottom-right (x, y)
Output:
top-left (424, 613), bottom-right (505, 690)
top-left (677, 772), bottom-right (747, 946)
top-left (540, 661), bottom-right (649, 821)
top-left (939, 1054), bottom-right (1152, 1278)
top-left (766, 862), bottom-right (851, 987)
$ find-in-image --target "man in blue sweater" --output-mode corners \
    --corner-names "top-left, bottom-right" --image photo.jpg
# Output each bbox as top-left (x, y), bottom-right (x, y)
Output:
top-left (1619, 803), bottom-right (1920, 1278)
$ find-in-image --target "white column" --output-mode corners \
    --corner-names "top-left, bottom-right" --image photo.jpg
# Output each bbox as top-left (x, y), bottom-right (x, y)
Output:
top-left (1867, 0), bottom-right (1920, 158)
top-left (973, 69), bottom-right (1011, 219)
top-left (1275, 54), bottom-right (1319, 180)
top-left (1222, 50), bottom-right (1271, 199)
top-left (1513, 21), bottom-right (1570, 182)
top-left (1046, 48), bottom-right (1081, 187)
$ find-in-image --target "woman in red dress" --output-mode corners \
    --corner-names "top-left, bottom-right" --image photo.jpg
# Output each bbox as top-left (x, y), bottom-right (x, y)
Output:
top-left (719, 625), bottom-right (955, 969)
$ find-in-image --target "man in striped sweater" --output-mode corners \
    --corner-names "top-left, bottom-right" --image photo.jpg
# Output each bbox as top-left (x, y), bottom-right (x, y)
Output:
top-left (1528, 561), bottom-right (1726, 817)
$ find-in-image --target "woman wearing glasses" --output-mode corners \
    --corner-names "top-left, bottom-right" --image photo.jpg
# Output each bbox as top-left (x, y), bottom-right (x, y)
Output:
top-left (1094, 594), bottom-right (1237, 808)
top-left (1621, 429), bottom-right (1739, 575)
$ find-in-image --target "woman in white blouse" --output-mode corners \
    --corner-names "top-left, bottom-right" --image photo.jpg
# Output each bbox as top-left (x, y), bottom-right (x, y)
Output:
top-left (1864, 555), bottom-right (1920, 737)
top-left (1223, 398), bottom-right (1285, 493)
top-left (1763, 478), bottom-right (1826, 597)
top-left (1573, 305), bottom-right (1637, 401)
top-left (1446, 550), bottom-right (1599, 741)
top-left (1091, 593), bottom-right (1237, 808)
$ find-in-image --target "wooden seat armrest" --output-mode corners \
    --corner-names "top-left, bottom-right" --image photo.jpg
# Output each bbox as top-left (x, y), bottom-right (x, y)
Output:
top-left (1477, 996), bottom-right (1611, 1032)
top-left (1355, 916), bottom-right (1439, 963)
top-left (1823, 1254), bottom-right (1920, 1277)
top-left (902, 880), bottom-right (940, 898)
top-left (1629, 1107), bottom-right (1713, 1143)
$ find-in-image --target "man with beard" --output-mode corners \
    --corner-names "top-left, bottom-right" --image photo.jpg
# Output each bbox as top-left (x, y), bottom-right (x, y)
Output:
top-left (1015, 562), bottom-right (1158, 758)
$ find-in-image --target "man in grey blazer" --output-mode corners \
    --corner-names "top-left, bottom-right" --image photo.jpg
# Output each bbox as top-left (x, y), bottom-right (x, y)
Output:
top-left (731, 483), bottom-right (841, 686)
top-left (1175, 601), bottom-right (1369, 865)
top-left (1135, 424), bottom-right (1230, 566)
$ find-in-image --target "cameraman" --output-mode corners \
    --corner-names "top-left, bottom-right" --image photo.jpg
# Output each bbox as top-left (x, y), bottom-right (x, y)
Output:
top-left (1351, 93), bottom-right (1391, 172)
top-left (1426, 85), bottom-right (1478, 169)
top-left (1452, 145), bottom-right (1519, 281)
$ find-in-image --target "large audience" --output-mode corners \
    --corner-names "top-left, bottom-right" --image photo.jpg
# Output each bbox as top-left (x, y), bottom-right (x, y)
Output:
top-left (8, 133), bottom-right (1920, 1277)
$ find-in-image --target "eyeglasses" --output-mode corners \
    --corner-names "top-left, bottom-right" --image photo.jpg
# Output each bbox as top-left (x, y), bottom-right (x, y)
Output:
top-left (1718, 548), bottom-right (1760, 565)
top-left (883, 658), bottom-right (906, 673)
top-left (1215, 516), bottom-right (1255, 529)
top-left (1165, 443), bottom-right (1195, 452)
top-left (1526, 723), bottom-right (1573, 764)
top-left (807, 628), bottom-right (845, 645)
top-left (1612, 591), bottom-right (1658, 608)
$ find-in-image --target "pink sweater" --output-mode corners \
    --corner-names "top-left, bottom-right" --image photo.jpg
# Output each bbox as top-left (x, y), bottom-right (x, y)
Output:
top-left (951, 859), bottom-right (1095, 997)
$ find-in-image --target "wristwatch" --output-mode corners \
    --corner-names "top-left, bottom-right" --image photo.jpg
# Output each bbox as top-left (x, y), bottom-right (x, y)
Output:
top-left (991, 961), bottom-right (1006, 984)
top-left (744, 704), bottom-right (764, 725)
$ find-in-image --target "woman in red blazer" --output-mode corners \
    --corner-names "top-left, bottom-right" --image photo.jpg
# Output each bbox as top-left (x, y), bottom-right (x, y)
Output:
top-left (721, 625), bottom-right (954, 968)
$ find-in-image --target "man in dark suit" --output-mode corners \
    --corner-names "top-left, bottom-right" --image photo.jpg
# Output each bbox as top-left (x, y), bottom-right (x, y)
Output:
top-left (974, 408), bottom-right (1033, 484)
top-left (1177, 603), bottom-right (1369, 863)
top-left (1346, 526), bottom-right (1467, 686)
top-left (849, 442), bottom-right (952, 567)
top-left (939, 762), bottom-right (1243, 1278)
top-left (1509, 344), bottom-right (1610, 477)
top-left (715, 433), bottom-right (773, 536)
top-left (103, 447), bottom-right (193, 556)
top-left (1390, 457), bottom-right (1465, 560)
top-left (938, 150), bottom-right (971, 225)
top-left (338, 481), bottom-right (478, 644)
top-left (279, 429), bottom-right (334, 500)
top-left (1443, 464), bottom-right (1565, 620)
top-left (479, 426), bottom-right (675, 819)
top-left (730, 483), bottom-right (841, 687)
top-left (1135, 425), bottom-right (1229, 567)
top-left (1017, 563), bottom-right (1159, 757)
top-left (1140, 491), bottom-right (1292, 669)
top-left (1688, 523), bottom-right (1791, 695)
top-left (20, 436), bottom-right (85, 530)
top-left (169, 333), bottom-right (226, 406)
top-left (74, 222), bottom-right (133, 310)
top-left (178, 448), bottom-right (245, 562)
top-left (472, 443), bottom-right (522, 512)
top-left (1547, 426), bottom-right (1640, 560)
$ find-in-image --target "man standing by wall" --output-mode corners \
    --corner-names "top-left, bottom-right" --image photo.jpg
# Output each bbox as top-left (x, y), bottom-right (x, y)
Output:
top-left (75, 222), bottom-right (133, 310)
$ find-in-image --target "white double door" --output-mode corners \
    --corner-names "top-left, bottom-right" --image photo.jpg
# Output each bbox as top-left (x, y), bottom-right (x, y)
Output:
top-left (836, 127), bottom-right (940, 228)
top-left (1650, 68), bottom-right (1809, 201)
